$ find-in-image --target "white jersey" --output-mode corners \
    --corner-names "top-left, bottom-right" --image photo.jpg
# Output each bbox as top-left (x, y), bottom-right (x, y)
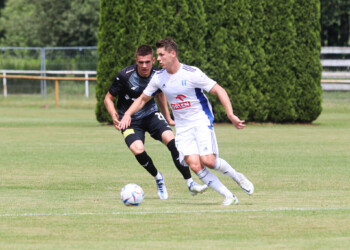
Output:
top-left (144, 64), bottom-right (217, 129)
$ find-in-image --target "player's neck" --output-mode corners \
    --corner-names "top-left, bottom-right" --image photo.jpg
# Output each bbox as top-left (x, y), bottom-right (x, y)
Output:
top-left (166, 60), bottom-right (181, 75)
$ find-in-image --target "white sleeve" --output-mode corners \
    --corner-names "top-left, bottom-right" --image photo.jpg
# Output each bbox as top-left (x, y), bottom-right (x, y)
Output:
top-left (192, 67), bottom-right (217, 92)
top-left (143, 75), bottom-right (160, 97)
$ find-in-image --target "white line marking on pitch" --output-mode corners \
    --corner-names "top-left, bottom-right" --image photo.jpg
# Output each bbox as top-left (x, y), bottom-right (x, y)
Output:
top-left (1, 207), bottom-right (349, 218)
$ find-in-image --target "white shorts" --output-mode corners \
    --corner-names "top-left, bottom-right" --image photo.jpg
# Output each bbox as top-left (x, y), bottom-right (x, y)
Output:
top-left (175, 125), bottom-right (219, 166)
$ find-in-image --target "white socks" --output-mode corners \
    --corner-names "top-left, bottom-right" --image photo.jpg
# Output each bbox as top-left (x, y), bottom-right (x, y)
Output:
top-left (154, 172), bottom-right (163, 180)
top-left (185, 178), bottom-right (194, 187)
top-left (196, 167), bottom-right (232, 198)
top-left (214, 158), bottom-right (244, 182)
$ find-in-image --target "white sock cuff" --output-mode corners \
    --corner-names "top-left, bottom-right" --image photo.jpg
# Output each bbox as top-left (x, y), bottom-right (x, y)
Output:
top-left (214, 158), bottom-right (221, 169)
top-left (196, 167), bottom-right (209, 180)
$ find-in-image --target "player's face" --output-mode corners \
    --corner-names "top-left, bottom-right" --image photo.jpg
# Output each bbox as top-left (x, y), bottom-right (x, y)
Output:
top-left (156, 47), bottom-right (175, 70)
top-left (136, 54), bottom-right (155, 77)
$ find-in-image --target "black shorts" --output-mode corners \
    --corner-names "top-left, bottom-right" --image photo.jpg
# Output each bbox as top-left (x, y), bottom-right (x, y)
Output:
top-left (121, 112), bottom-right (173, 147)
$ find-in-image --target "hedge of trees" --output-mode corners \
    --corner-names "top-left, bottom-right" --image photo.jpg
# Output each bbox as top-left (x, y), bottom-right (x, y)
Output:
top-left (321, 0), bottom-right (350, 46)
top-left (96, 0), bottom-right (322, 123)
top-left (0, 0), bottom-right (99, 47)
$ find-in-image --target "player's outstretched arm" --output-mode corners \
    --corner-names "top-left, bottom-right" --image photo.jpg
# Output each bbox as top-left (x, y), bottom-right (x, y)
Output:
top-left (156, 92), bottom-right (175, 126)
top-left (209, 84), bottom-right (246, 129)
top-left (104, 92), bottom-right (121, 131)
top-left (118, 93), bottom-right (153, 130)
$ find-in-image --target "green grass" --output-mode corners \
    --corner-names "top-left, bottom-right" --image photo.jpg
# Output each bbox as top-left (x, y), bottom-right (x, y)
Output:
top-left (0, 92), bottom-right (350, 249)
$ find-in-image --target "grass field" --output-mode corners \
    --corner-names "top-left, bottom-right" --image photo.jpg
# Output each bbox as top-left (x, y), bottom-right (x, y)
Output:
top-left (0, 92), bottom-right (349, 249)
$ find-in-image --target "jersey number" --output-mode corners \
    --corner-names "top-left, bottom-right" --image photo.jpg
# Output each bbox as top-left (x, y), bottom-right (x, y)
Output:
top-left (155, 112), bottom-right (165, 121)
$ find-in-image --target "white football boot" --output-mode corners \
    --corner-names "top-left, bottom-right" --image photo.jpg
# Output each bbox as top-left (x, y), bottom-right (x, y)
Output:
top-left (236, 175), bottom-right (254, 195)
top-left (156, 173), bottom-right (168, 200)
top-left (222, 194), bottom-right (239, 206)
top-left (189, 182), bottom-right (208, 196)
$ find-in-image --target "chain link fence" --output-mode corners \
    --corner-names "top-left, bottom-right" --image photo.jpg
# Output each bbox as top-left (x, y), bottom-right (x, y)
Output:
top-left (0, 47), bottom-right (97, 97)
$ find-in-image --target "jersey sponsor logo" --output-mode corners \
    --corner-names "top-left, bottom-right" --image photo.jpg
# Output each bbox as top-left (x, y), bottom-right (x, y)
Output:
top-left (171, 102), bottom-right (191, 110)
top-left (123, 129), bottom-right (135, 138)
top-left (175, 94), bottom-right (187, 102)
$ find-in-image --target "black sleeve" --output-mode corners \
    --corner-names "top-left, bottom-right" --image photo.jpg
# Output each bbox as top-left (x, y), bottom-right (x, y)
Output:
top-left (108, 72), bottom-right (125, 97)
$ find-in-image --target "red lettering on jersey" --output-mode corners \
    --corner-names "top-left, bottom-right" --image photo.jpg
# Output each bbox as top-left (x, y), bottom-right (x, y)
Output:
top-left (175, 94), bottom-right (186, 102)
top-left (171, 102), bottom-right (191, 110)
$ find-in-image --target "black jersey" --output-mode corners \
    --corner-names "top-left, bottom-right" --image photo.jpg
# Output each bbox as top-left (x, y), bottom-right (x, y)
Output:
top-left (108, 64), bottom-right (160, 120)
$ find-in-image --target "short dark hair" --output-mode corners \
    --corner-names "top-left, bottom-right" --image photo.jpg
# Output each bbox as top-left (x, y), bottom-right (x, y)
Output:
top-left (136, 45), bottom-right (153, 56)
top-left (156, 37), bottom-right (178, 55)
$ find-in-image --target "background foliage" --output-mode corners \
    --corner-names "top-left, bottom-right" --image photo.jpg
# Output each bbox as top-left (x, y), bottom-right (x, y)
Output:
top-left (0, 0), bottom-right (349, 46)
top-left (96, 0), bottom-right (322, 123)
top-left (1, 0), bottom-right (348, 123)
top-left (321, 0), bottom-right (350, 46)
top-left (0, 0), bottom-right (99, 46)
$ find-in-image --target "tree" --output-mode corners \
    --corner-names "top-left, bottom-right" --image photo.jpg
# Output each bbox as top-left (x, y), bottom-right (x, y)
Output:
top-left (204, 0), bottom-right (255, 122)
top-left (293, 0), bottom-right (322, 122)
top-left (246, 0), bottom-right (269, 122)
top-left (0, 0), bottom-right (99, 46)
top-left (166, 0), bottom-right (207, 68)
top-left (96, 0), bottom-right (207, 123)
top-left (0, 0), bottom-right (8, 40)
top-left (321, 0), bottom-right (350, 46)
top-left (264, 0), bottom-right (297, 123)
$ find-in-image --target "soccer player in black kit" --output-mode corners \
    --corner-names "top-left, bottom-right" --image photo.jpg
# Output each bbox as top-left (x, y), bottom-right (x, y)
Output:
top-left (104, 45), bottom-right (207, 199)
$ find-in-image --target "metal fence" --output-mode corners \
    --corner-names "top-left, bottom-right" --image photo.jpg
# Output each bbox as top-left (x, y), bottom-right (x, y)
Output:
top-left (0, 46), bottom-right (97, 97)
top-left (321, 47), bottom-right (350, 91)
top-left (1, 46), bottom-right (350, 96)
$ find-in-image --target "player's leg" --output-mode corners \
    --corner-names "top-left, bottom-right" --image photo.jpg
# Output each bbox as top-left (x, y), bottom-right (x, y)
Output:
top-left (185, 154), bottom-right (238, 206)
top-left (198, 127), bottom-right (254, 195)
top-left (147, 112), bottom-right (207, 195)
top-left (213, 158), bottom-right (254, 195)
top-left (122, 125), bottom-right (168, 199)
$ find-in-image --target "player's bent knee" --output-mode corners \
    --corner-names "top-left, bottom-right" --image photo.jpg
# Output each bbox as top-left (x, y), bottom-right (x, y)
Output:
top-left (129, 140), bottom-right (145, 155)
top-left (201, 155), bottom-right (216, 168)
top-left (161, 130), bottom-right (175, 145)
top-left (189, 164), bottom-right (203, 173)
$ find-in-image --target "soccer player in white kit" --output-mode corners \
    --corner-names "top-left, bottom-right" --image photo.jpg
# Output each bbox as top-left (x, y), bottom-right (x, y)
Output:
top-left (118, 38), bottom-right (254, 205)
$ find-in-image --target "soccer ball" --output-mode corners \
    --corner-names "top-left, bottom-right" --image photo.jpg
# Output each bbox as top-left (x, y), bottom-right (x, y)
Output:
top-left (120, 183), bottom-right (144, 206)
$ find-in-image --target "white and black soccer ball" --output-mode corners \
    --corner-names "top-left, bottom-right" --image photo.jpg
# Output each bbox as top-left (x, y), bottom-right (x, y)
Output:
top-left (120, 183), bottom-right (144, 206)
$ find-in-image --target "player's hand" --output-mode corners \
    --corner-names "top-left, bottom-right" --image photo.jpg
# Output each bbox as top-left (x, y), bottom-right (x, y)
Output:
top-left (167, 118), bottom-right (175, 126)
top-left (118, 114), bottom-right (132, 130)
top-left (112, 112), bottom-right (121, 131)
top-left (228, 114), bottom-right (246, 129)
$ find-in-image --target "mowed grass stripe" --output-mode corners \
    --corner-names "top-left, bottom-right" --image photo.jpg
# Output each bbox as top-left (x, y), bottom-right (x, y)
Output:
top-left (1, 206), bottom-right (350, 218)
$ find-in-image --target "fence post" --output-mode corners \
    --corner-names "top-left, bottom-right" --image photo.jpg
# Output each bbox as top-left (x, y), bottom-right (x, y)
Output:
top-left (55, 80), bottom-right (59, 107)
top-left (85, 72), bottom-right (89, 98)
top-left (40, 48), bottom-right (47, 98)
top-left (3, 72), bottom-right (7, 98)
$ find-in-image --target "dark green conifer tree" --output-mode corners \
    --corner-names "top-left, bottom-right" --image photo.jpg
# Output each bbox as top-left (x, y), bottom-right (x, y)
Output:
top-left (166, 0), bottom-right (207, 67)
top-left (292, 0), bottom-right (322, 122)
top-left (204, 0), bottom-right (254, 121)
top-left (264, 0), bottom-right (297, 122)
top-left (246, 0), bottom-right (269, 122)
